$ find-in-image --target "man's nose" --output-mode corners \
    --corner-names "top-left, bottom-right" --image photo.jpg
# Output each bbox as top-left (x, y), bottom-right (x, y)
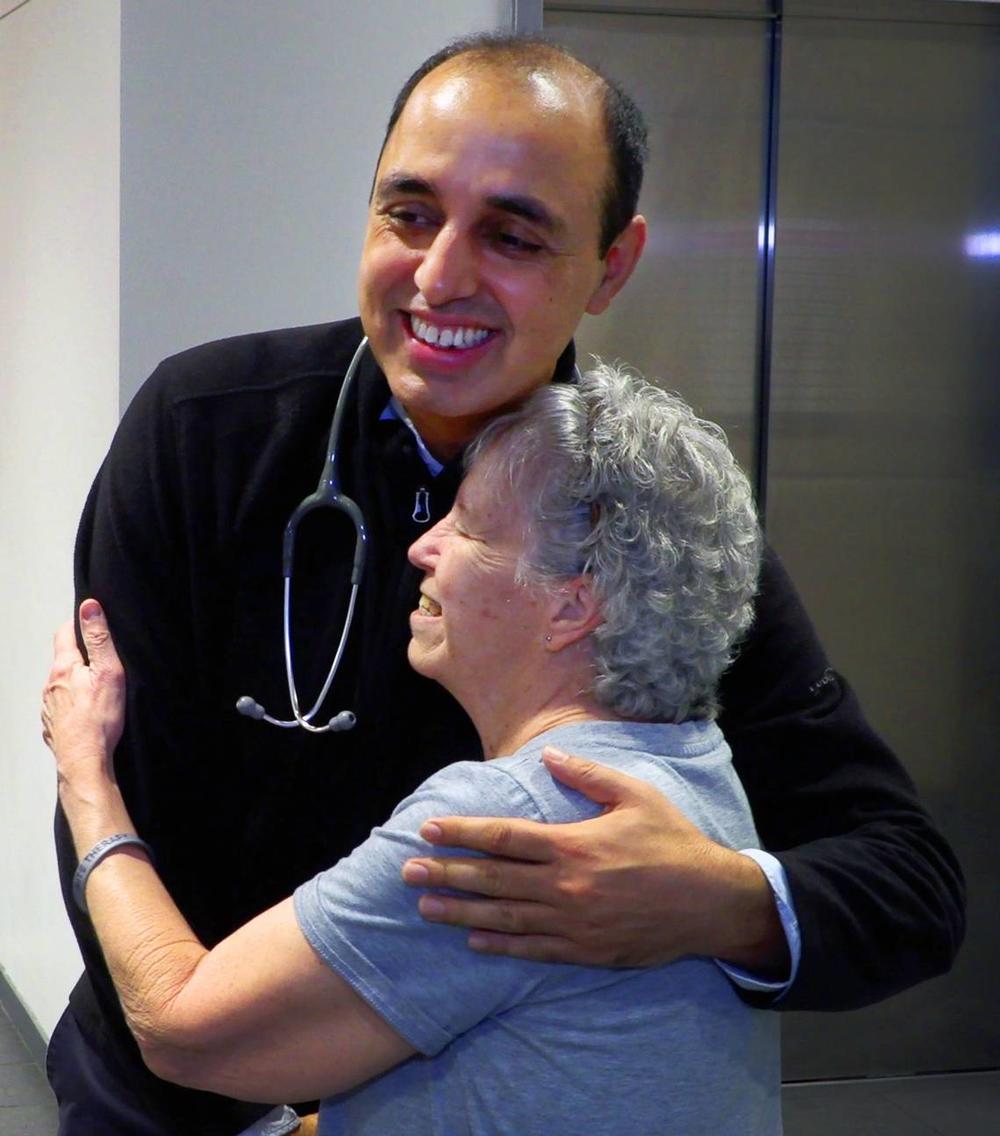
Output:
top-left (413, 226), bottom-right (478, 305)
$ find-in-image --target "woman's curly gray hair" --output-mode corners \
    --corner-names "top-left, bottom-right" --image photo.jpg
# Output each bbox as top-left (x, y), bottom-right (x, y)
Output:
top-left (466, 362), bottom-right (762, 722)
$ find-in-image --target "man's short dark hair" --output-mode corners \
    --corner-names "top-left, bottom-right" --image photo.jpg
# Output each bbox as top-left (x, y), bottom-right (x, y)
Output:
top-left (375, 33), bottom-right (648, 257)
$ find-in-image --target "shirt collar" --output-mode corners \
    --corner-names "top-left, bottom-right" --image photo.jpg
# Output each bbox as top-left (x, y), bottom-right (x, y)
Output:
top-left (379, 398), bottom-right (445, 477)
top-left (379, 338), bottom-right (580, 477)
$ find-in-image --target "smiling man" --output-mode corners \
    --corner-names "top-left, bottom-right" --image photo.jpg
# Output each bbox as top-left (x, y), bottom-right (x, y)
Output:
top-left (50, 32), bottom-right (964, 1136)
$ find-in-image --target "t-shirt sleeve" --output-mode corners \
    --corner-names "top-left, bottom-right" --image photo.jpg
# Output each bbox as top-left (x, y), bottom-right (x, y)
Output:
top-left (293, 761), bottom-right (552, 1056)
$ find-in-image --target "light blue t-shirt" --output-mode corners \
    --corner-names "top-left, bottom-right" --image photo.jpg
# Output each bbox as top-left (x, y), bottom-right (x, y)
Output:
top-left (294, 719), bottom-right (781, 1135)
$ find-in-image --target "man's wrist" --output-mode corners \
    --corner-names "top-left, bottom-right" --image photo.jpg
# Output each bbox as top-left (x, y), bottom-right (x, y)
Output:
top-left (708, 848), bottom-right (791, 979)
top-left (715, 850), bottom-right (800, 995)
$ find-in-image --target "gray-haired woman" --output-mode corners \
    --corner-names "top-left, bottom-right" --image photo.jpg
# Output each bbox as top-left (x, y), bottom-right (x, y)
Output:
top-left (43, 363), bottom-right (779, 1135)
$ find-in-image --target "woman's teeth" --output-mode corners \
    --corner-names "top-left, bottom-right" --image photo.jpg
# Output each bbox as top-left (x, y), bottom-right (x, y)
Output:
top-left (411, 316), bottom-right (490, 350)
top-left (419, 594), bottom-right (442, 616)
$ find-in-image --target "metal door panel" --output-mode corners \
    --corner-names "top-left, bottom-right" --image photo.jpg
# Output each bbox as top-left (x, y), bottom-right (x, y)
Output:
top-left (769, 5), bottom-right (1000, 1078)
top-left (546, 7), bottom-right (769, 473)
top-left (547, 0), bottom-right (1000, 1085)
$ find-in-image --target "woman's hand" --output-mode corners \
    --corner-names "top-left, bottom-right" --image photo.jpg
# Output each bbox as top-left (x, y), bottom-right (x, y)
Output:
top-left (41, 599), bottom-right (126, 789)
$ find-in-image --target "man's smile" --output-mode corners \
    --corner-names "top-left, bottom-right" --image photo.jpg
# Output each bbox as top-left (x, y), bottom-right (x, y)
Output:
top-left (408, 314), bottom-right (495, 351)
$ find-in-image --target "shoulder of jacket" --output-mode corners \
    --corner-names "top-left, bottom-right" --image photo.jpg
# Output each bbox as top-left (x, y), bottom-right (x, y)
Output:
top-left (140, 317), bottom-right (366, 407)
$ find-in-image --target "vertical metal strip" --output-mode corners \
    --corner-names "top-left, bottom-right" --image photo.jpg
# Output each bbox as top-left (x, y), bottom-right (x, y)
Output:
top-left (754, 1), bottom-right (783, 528)
top-left (512, 0), bottom-right (545, 34)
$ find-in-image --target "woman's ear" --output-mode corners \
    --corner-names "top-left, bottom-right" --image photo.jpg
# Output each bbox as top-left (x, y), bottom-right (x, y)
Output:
top-left (544, 575), bottom-right (603, 652)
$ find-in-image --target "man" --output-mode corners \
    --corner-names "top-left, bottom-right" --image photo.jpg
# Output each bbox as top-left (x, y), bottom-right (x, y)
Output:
top-left (50, 33), bottom-right (964, 1136)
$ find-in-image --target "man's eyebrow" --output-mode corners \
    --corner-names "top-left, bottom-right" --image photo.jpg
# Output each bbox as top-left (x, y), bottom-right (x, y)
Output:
top-left (486, 193), bottom-right (565, 236)
top-left (373, 175), bottom-right (565, 236)
top-left (373, 173), bottom-right (436, 201)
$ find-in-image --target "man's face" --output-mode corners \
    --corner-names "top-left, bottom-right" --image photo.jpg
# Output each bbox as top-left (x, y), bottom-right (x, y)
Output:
top-left (358, 61), bottom-right (641, 459)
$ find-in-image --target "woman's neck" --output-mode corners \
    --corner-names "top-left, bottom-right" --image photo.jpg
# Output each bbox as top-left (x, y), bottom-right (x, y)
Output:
top-left (477, 695), bottom-right (620, 760)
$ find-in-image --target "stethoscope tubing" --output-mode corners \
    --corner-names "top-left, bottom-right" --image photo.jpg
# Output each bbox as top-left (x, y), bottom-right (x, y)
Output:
top-left (236, 335), bottom-right (370, 733)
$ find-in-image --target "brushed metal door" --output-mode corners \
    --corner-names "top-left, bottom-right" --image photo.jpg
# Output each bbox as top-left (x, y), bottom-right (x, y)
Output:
top-left (546, 3), bottom-right (771, 475)
top-left (544, 0), bottom-right (1000, 1080)
top-left (768, 0), bottom-right (1000, 1079)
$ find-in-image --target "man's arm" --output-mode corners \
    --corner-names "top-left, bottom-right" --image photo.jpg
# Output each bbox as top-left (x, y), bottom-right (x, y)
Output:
top-left (402, 748), bottom-right (790, 976)
top-left (400, 547), bottom-right (964, 1010)
top-left (719, 547), bottom-right (965, 1009)
top-left (44, 606), bottom-right (414, 1103)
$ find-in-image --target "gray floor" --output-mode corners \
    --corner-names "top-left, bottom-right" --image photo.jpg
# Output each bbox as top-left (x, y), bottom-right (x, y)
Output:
top-left (0, 1003), bottom-right (57, 1136)
top-left (1, 999), bottom-right (998, 1134)
top-left (782, 1072), bottom-right (1000, 1135)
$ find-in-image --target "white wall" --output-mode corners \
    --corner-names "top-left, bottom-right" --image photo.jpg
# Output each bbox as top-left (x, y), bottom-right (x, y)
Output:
top-left (0, 0), bottom-right (122, 1037)
top-left (1, 0), bottom-right (508, 1041)
top-left (120, 0), bottom-right (510, 402)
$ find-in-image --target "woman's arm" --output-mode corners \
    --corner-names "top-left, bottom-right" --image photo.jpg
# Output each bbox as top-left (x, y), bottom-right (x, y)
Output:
top-left (42, 602), bottom-right (414, 1102)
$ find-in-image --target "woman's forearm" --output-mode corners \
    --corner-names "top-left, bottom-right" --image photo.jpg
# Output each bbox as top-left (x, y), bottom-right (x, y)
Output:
top-left (57, 767), bottom-right (134, 859)
top-left (58, 773), bottom-right (210, 1061)
top-left (42, 606), bottom-right (405, 1101)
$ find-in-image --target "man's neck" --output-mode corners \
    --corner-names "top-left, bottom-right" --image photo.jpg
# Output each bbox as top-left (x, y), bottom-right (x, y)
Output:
top-left (405, 408), bottom-right (494, 464)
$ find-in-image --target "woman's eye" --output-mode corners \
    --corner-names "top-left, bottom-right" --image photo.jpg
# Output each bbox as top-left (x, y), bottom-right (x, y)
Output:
top-left (454, 522), bottom-right (482, 543)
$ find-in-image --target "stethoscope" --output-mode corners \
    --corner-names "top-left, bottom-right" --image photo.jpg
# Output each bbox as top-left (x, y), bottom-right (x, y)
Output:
top-left (235, 336), bottom-right (370, 734)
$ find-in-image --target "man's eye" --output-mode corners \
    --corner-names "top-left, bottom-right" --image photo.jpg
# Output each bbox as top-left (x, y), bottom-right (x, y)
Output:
top-left (386, 207), bottom-right (435, 228)
top-left (494, 230), bottom-right (544, 255)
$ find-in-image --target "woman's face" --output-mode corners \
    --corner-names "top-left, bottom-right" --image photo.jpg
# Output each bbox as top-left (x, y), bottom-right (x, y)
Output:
top-left (406, 463), bottom-right (549, 705)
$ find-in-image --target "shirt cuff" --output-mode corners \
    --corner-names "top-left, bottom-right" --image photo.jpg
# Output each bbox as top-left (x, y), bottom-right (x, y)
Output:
top-left (715, 848), bottom-right (801, 998)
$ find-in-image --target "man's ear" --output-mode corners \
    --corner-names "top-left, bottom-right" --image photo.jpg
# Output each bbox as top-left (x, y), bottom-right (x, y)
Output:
top-left (586, 214), bottom-right (647, 317)
top-left (545, 575), bottom-right (603, 652)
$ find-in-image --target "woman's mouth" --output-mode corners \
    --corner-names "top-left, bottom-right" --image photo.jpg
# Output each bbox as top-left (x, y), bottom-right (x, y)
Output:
top-left (418, 594), bottom-right (442, 616)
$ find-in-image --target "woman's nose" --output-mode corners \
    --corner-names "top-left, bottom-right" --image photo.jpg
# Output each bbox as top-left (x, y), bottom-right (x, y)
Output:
top-left (408, 521), bottom-right (441, 569)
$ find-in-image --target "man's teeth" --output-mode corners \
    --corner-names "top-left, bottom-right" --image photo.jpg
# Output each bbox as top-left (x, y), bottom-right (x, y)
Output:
top-left (419, 594), bottom-right (442, 616)
top-left (411, 316), bottom-right (490, 350)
